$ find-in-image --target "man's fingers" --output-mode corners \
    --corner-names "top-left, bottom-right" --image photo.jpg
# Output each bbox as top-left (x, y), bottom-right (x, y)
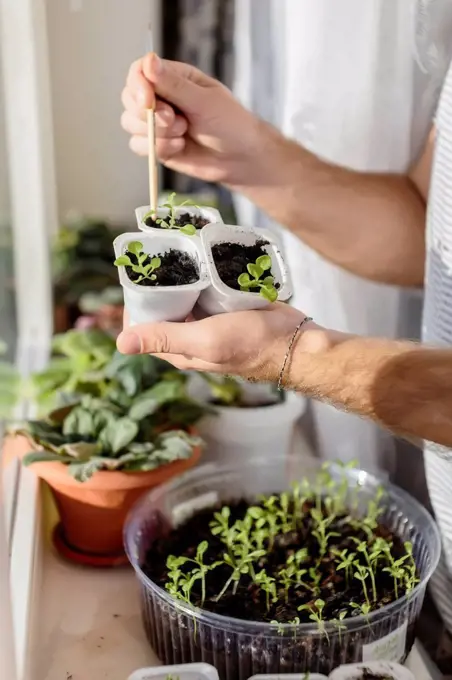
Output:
top-left (129, 135), bottom-right (186, 159)
top-left (121, 110), bottom-right (188, 138)
top-left (141, 54), bottom-right (214, 114)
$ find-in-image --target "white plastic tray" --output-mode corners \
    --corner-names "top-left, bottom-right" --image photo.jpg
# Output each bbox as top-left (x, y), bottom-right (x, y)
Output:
top-left (128, 663), bottom-right (219, 680)
top-left (329, 662), bottom-right (415, 680)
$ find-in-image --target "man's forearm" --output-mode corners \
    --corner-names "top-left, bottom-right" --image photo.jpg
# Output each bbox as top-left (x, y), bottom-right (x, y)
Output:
top-left (232, 122), bottom-right (427, 287)
top-left (288, 324), bottom-right (452, 447)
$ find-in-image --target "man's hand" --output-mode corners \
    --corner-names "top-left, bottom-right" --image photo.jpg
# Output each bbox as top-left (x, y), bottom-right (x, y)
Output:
top-left (121, 53), bottom-right (268, 186)
top-left (116, 304), bottom-right (312, 383)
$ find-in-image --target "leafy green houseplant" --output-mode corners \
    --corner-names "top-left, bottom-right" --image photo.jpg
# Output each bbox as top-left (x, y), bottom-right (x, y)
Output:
top-left (52, 215), bottom-right (124, 331)
top-left (5, 328), bottom-right (208, 560)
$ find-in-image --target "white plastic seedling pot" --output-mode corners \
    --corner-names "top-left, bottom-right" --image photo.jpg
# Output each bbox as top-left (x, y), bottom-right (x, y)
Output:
top-left (198, 224), bottom-right (292, 315)
top-left (113, 232), bottom-right (210, 325)
top-left (328, 662), bottom-right (415, 680)
top-left (135, 205), bottom-right (224, 235)
top-left (248, 674), bottom-right (328, 680)
top-left (128, 663), bottom-right (220, 680)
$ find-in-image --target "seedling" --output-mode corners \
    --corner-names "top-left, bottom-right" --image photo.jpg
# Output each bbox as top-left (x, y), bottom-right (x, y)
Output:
top-left (255, 569), bottom-right (277, 611)
top-left (166, 544), bottom-right (220, 606)
top-left (311, 507), bottom-right (340, 559)
top-left (216, 548), bottom-right (266, 601)
top-left (298, 599), bottom-right (328, 640)
top-left (278, 491), bottom-right (293, 534)
top-left (287, 548), bottom-right (309, 569)
top-left (331, 610), bottom-right (347, 644)
top-left (353, 563), bottom-right (371, 610)
top-left (143, 192), bottom-right (198, 235)
top-left (237, 255), bottom-right (279, 303)
top-left (352, 538), bottom-right (377, 602)
top-left (114, 241), bottom-right (161, 283)
top-left (333, 549), bottom-right (356, 588)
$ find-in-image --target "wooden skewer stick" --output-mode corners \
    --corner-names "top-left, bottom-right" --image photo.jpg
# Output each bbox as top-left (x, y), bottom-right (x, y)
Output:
top-left (147, 104), bottom-right (158, 214)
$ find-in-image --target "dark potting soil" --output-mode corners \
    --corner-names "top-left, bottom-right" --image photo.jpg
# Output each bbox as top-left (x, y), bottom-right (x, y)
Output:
top-left (211, 241), bottom-right (279, 291)
top-left (142, 498), bottom-right (412, 624)
top-left (360, 673), bottom-right (393, 680)
top-left (145, 212), bottom-right (209, 230)
top-left (126, 249), bottom-right (199, 287)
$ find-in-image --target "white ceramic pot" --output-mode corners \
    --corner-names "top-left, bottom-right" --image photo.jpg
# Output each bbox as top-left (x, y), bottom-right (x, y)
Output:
top-left (135, 205), bottom-right (223, 236)
top-left (329, 663), bottom-right (414, 680)
top-left (128, 663), bottom-right (219, 680)
top-left (198, 223), bottom-right (292, 315)
top-left (113, 232), bottom-right (209, 325)
top-left (196, 391), bottom-right (306, 464)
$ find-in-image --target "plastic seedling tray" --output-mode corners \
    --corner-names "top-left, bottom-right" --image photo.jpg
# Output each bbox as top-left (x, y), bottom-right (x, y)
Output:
top-left (198, 223), bottom-right (292, 315)
top-left (113, 231), bottom-right (210, 324)
top-left (128, 663), bottom-right (220, 680)
top-left (135, 205), bottom-right (223, 236)
top-left (329, 662), bottom-right (415, 680)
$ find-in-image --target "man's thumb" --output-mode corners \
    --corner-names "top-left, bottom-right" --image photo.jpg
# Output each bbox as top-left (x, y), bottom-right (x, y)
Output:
top-left (117, 321), bottom-right (202, 357)
top-left (142, 53), bottom-right (214, 114)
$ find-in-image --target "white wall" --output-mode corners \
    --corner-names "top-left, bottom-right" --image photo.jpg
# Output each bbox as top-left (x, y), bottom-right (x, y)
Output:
top-left (46, 0), bottom-right (161, 227)
top-left (0, 40), bottom-right (10, 228)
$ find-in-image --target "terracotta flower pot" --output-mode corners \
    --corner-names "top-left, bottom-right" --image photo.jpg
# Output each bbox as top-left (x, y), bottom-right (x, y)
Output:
top-left (3, 432), bottom-right (201, 558)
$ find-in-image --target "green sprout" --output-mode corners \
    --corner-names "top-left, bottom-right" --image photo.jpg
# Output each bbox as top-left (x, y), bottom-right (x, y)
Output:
top-left (143, 192), bottom-right (198, 235)
top-left (255, 569), bottom-right (277, 611)
top-left (308, 567), bottom-right (322, 596)
top-left (278, 491), bottom-right (293, 534)
top-left (165, 543), bottom-right (220, 606)
top-left (353, 563), bottom-right (372, 610)
top-left (363, 486), bottom-right (385, 532)
top-left (114, 241), bottom-right (161, 283)
top-left (216, 547), bottom-right (265, 601)
top-left (298, 599), bottom-right (328, 640)
top-left (350, 601), bottom-right (371, 620)
top-left (210, 506), bottom-right (235, 552)
top-left (287, 548), bottom-right (309, 569)
top-left (331, 610), bottom-right (348, 644)
top-left (311, 508), bottom-right (340, 559)
top-left (237, 255), bottom-right (279, 303)
top-left (352, 538), bottom-right (377, 602)
top-left (333, 549), bottom-right (356, 588)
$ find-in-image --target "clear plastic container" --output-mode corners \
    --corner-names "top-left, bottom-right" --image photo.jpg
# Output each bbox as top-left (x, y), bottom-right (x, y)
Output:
top-left (124, 457), bottom-right (440, 680)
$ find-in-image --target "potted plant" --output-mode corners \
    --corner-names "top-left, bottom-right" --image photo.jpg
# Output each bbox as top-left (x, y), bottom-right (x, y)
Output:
top-left (198, 224), bottom-right (292, 315)
top-left (52, 214), bottom-right (124, 331)
top-left (3, 329), bottom-right (209, 564)
top-left (124, 457), bottom-right (440, 678)
top-left (135, 192), bottom-right (223, 236)
top-left (113, 234), bottom-right (210, 324)
top-left (188, 373), bottom-right (306, 464)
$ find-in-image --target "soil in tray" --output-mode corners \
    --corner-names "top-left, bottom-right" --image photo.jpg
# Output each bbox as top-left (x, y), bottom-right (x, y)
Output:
top-left (211, 240), bottom-right (280, 291)
top-left (142, 495), bottom-right (416, 624)
top-left (360, 673), bottom-right (393, 680)
top-left (145, 212), bottom-right (209, 230)
top-left (126, 249), bottom-right (199, 287)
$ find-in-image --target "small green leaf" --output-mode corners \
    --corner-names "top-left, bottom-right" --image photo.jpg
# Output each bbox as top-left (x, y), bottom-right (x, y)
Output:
top-left (101, 417), bottom-right (139, 454)
top-left (256, 255), bottom-right (271, 271)
top-left (260, 286), bottom-right (278, 303)
top-left (69, 457), bottom-right (107, 482)
top-left (142, 210), bottom-right (157, 222)
top-left (58, 442), bottom-right (99, 460)
top-left (180, 224), bottom-right (197, 236)
top-left (114, 255), bottom-right (132, 267)
top-left (22, 451), bottom-right (73, 466)
top-left (151, 257), bottom-right (161, 269)
top-left (150, 274), bottom-right (157, 281)
top-left (127, 241), bottom-right (143, 256)
top-left (238, 273), bottom-right (251, 287)
top-left (63, 408), bottom-right (94, 437)
top-left (263, 276), bottom-right (274, 285)
top-left (247, 263), bottom-right (263, 280)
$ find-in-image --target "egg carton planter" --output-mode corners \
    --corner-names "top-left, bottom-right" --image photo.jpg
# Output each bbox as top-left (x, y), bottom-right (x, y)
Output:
top-left (124, 457), bottom-right (439, 680)
top-left (114, 232), bottom-right (209, 325)
top-left (114, 223), bottom-right (292, 324)
top-left (198, 224), bottom-right (292, 315)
